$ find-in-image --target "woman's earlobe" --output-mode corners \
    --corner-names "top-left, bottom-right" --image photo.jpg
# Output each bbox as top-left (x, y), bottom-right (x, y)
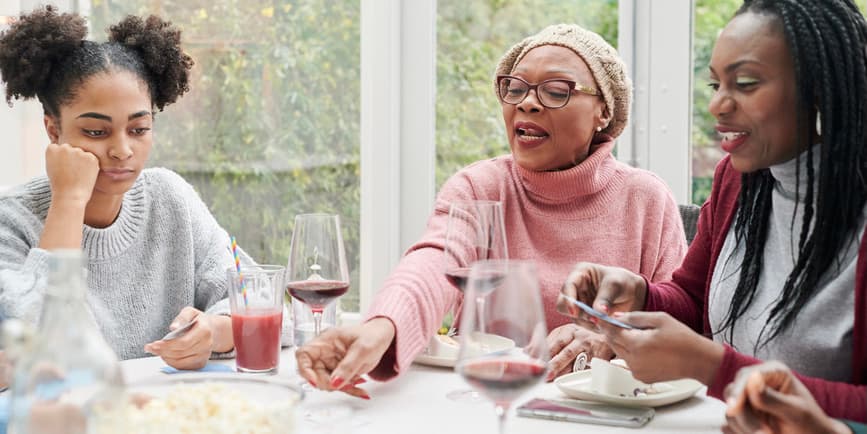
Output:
top-left (43, 115), bottom-right (60, 143)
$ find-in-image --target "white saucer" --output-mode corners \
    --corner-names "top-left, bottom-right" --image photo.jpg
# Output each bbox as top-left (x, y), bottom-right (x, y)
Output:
top-left (413, 353), bottom-right (457, 368)
top-left (413, 334), bottom-right (515, 368)
top-left (554, 370), bottom-right (704, 407)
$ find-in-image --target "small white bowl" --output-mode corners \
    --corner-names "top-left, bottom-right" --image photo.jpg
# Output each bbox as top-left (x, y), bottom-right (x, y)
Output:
top-left (426, 334), bottom-right (460, 359)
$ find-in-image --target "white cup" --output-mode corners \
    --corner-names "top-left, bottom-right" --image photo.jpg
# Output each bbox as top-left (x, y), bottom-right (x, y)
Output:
top-left (590, 358), bottom-right (649, 396)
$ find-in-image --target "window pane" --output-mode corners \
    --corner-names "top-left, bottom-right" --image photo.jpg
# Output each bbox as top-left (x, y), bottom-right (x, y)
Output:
top-left (691, 0), bottom-right (740, 205)
top-left (436, 0), bottom-right (619, 187)
top-left (90, 0), bottom-right (362, 310)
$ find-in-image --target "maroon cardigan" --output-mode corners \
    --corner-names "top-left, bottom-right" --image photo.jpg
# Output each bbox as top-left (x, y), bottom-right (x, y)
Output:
top-left (645, 156), bottom-right (867, 422)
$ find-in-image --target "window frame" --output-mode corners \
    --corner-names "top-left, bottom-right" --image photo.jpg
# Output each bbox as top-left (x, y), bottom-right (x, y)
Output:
top-left (617, 0), bottom-right (694, 205)
top-left (358, 0), bottom-right (437, 315)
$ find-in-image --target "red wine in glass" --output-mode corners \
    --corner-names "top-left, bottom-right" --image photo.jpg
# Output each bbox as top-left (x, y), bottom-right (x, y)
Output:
top-left (444, 267), bottom-right (471, 291)
top-left (286, 280), bottom-right (349, 312)
top-left (445, 267), bottom-right (504, 293)
top-left (460, 358), bottom-right (547, 405)
top-left (287, 213), bottom-right (350, 338)
top-left (456, 260), bottom-right (547, 434)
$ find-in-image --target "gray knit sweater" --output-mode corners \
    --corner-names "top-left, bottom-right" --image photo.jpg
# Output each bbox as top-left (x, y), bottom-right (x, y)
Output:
top-left (0, 168), bottom-right (235, 360)
top-left (708, 150), bottom-right (857, 382)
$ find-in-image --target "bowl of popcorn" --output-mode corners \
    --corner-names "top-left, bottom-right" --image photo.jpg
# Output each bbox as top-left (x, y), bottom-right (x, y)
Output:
top-left (89, 373), bottom-right (303, 434)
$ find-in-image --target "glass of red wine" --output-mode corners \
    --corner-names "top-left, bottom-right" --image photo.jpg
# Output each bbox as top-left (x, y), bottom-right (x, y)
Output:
top-left (456, 260), bottom-right (548, 434)
top-left (285, 213), bottom-right (350, 338)
top-left (443, 200), bottom-right (508, 329)
top-left (442, 200), bottom-right (507, 401)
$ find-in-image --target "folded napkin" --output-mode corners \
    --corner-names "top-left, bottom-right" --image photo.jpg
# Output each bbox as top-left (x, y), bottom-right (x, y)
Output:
top-left (160, 363), bottom-right (235, 374)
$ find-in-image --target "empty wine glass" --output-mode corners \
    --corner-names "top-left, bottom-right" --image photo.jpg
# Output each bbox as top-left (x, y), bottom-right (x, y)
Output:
top-left (442, 200), bottom-right (507, 401)
top-left (456, 260), bottom-right (548, 434)
top-left (285, 213), bottom-right (350, 338)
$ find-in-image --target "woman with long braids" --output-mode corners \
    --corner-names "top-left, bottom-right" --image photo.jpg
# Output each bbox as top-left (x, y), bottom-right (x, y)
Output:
top-left (0, 6), bottom-right (237, 369)
top-left (558, 0), bottom-right (867, 422)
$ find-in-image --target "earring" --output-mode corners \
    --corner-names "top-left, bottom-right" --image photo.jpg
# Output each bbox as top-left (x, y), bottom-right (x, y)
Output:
top-left (816, 110), bottom-right (822, 136)
top-left (596, 126), bottom-right (602, 132)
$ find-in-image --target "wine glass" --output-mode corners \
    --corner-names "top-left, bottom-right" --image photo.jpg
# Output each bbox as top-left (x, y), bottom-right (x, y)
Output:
top-left (285, 213), bottom-right (350, 338)
top-left (456, 260), bottom-right (548, 434)
top-left (441, 200), bottom-right (507, 401)
top-left (443, 200), bottom-right (507, 331)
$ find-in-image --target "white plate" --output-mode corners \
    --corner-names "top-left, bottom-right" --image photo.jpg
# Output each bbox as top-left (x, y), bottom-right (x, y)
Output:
top-left (413, 334), bottom-right (515, 368)
top-left (554, 370), bottom-right (703, 407)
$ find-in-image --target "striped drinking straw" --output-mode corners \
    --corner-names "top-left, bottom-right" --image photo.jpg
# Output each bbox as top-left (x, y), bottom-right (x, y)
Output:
top-left (230, 236), bottom-right (248, 307)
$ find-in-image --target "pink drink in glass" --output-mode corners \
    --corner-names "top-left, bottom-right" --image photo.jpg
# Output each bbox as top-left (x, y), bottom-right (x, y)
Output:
top-left (232, 308), bottom-right (282, 372)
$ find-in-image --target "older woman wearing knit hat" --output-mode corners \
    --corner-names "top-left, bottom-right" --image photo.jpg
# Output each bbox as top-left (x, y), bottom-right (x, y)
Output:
top-left (295, 24), bottom-right (687, 398)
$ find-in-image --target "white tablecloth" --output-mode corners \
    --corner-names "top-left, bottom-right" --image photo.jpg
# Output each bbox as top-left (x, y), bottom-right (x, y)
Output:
top-left (121, 349), bottom-right (726, 434)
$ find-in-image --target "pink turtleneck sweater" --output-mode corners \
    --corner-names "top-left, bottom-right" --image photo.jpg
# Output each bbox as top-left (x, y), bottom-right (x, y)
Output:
top-left (364, 138), bottom-right (687, 379)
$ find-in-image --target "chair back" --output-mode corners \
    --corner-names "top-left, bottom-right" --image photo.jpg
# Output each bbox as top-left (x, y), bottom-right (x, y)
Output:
top-left (678, 204), bottom-right (700, 245)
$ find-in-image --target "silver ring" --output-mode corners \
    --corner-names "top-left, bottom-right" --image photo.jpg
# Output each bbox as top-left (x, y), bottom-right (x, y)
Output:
top-left (572, 352), bottom-right (588, 372)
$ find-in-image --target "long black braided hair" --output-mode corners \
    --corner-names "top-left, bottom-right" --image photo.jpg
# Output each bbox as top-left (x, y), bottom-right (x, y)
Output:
top-left (717, 0), bottom-right (867, 349)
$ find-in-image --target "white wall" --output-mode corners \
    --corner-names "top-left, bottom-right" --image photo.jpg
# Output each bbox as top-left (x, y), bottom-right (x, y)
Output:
top-left (0, 89), bottom-right (48, 191)
top-left (0, 0), bottom-right (94, 192)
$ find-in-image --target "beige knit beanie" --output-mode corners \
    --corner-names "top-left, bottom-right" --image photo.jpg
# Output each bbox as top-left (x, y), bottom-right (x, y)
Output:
top-left (494, 23), bottom-right (632, 139)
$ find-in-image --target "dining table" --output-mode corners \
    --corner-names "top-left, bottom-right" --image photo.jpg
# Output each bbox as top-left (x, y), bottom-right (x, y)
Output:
top-left (121, 348), bottom-right (728, 434)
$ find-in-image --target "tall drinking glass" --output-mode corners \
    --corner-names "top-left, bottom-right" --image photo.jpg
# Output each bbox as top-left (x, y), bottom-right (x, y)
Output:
top-left (456, 260), bottom-right (548, 434)
top-left (442, 200), bottom-right (507, 401)
top-left (227, 264), bottom-right (285, 374)
top-left (285, 214), bottom-right (350, 338)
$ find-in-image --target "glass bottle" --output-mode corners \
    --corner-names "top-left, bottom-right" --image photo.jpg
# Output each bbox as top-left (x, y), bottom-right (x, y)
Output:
top-left (7, 249), bottom-right (123, 434)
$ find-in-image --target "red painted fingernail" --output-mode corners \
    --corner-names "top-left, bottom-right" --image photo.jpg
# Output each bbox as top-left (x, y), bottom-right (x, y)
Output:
top-left (330, 377), bottom-right (345, 389)
top-left (308, 379), bottom-right (317, 388)
top-left (359, 391), bottom-right (371, 400)
top-left (353, 378), bottom-right (367, 385)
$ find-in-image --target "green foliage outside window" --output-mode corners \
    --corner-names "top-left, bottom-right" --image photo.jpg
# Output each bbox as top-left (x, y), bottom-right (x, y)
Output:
top-left (88, 0), bottom-right (362, 310)
top-left (692, 0), bottom-right (740, 205)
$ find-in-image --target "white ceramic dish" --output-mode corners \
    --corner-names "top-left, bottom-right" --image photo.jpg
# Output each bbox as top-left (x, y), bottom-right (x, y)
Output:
top-left (414, 333), bottom-right (515, 368)
top-left (554, 370), bottom-right (703, 408)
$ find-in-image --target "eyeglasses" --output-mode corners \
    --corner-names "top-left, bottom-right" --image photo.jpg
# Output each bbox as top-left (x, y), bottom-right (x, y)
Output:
top-left (496, 75), bottom-right (598, 109)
